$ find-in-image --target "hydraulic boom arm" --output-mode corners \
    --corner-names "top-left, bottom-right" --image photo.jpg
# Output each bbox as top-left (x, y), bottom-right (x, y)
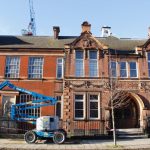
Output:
top-left (0, 80), bottom-right (57, 123)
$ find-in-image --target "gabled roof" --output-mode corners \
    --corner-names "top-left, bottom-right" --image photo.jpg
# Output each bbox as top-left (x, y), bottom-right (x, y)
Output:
top-left (0, 35), bottom-right (147, 50)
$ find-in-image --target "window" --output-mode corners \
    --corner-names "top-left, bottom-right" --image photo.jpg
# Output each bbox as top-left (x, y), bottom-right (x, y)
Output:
top-left (89, 94), bottom-right (100, 119)
top-left (56, 58), bottom-right (63, 79)
top-left (74, 94), bottom-right (85, 119)
top-left (75, 51), bottom-right (84, 77)
top-left (55, 96), bottom-right (62, 118)
top-left (74, 93), bottom-right (100, 120)
top-left (148, 53), bottom-right (150, 77)
top-left (28, 57), bottom-right (44, 79)
top-left (120, 62), bottom-right (127, 77)
top-left (5, 56), bottom-right (20, 78)
top-left (129, 62), bottom-right (137, 78)
top-left (19, 94), bottom-right (40, 119)
top-left (110, 61), bottom-right (117, 77)
top-left (89, 51), bottom-right (98, 77)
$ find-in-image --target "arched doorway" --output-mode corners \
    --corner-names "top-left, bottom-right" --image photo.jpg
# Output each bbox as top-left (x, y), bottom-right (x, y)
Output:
top-left (114, 99), bottom-right (139, 129)
top-left (108, 92), bottom-right (145, 129)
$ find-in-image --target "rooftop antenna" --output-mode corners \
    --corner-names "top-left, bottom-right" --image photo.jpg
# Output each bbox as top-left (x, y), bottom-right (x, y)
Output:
top-left (22, 0), bottom-right (36, 36)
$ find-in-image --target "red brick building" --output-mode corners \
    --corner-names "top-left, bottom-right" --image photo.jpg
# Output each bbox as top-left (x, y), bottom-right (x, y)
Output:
top-left (0, 22), bottom-right (150, 136)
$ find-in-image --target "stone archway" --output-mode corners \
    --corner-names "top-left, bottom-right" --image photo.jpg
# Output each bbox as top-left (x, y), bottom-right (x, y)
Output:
top-left (109, 92), bottom-right (145, 129)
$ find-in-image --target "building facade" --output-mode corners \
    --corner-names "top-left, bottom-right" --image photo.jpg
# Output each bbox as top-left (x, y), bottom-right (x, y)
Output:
top-left (0, 22), bottom-right (150, 136)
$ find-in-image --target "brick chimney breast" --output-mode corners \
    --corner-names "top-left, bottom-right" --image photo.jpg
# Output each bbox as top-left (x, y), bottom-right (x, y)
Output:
top-left (81, 21), bottom-right (91, 33)
top-left (53, 26), bottom-right (60, 39)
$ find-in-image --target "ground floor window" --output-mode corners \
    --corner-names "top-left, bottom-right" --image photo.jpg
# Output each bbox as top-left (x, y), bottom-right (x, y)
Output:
top-left (89, 94), bottom-right (99, 119)
top-left (19, 94), bottom-right (40, 118)
top-left (74, 93), bottom-right (100, 120)
top-left (74, 94), bottom-right (85, 119)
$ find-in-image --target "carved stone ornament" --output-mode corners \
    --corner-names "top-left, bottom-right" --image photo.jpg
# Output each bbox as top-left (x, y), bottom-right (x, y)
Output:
top-left (68, 80), bottom-right (109, 89)
top-left (141, 82), bottom-right (150, 91)
top-left (68, 32), bottom-right (104, 50)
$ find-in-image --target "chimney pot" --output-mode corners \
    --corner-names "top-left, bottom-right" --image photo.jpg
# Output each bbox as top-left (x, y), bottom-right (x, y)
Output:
top-left (53, 26), bottom-right (60, 39)
top-left (81, 21), bottom-right (91, 33)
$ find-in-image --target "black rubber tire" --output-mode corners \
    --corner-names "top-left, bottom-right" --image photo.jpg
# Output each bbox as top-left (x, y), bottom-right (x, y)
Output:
top-left (53, 130), bottom-right (66, 144)
top-left (24, 131), bottom-right (37, 144)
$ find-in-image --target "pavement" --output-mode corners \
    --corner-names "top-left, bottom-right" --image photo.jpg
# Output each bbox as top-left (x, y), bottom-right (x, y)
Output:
top-left (0, 137), bottom-right (150, 150)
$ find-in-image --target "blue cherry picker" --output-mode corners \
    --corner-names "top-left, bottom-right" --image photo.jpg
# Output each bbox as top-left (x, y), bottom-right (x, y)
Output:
top-left (0, 80), bottom-right (66, 144)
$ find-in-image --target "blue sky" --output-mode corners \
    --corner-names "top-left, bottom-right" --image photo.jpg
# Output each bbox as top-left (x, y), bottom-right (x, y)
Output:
top-left (0, 0), bottom-right (150, 38)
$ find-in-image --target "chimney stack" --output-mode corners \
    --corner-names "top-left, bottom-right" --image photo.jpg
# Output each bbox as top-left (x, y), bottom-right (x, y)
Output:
top-left (101, 26), bottom-right (111, 37)
top-left (81, 21), bottom-right (91, 33)
top-left (53, 26), bottom-right (60, 39)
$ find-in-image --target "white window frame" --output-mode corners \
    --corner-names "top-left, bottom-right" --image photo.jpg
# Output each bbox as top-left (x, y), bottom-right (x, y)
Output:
top-left (75, 50), bottom-right (84, 77)
top-left (109, 61), bottom-right (117, 78)
top-left (119, 61), bottom-right (128, 78)
top-left (129, 61), bottom-right (138, 78)
top-left (5, 56), bottom-right (20, 78)
top-left (28, 57), bottom-right (44, 79)
top-left (74, 93), bottom-right (85, 120)
top-left (89, 93), bottom-right (100, 120)
top-left (56, 58), bottom-right (64, 79)
top-left (89, 50), bottom-right (98, 77)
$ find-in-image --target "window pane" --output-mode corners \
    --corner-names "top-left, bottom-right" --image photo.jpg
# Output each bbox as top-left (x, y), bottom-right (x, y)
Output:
top-left (148, 62), bottom-right (150, 69)
top-left (74, 94), bottom-right (84, 119)
top-left (75, 102), bottom-right (83, 109)
top-left (89, 60), bottom-right (98, 77)
top-left (130, 62), bottom-right (136, 69)
top-left (76, 51), bottom-right (83, 59)
top-left (76, 60), bottom-right (84, 77)
top-left (75, 95), bottom-right (83, 100)
top-left (120, 62), bottom-right (127, 77)
top-left (90, 110), bottom-right (98, 118)
top-left (28, 57), bottom-right (43, 79)
top-left (110, 61), bottom-right (117, 77)
top-left (89, 51), bottom-right (97, 59)
top-left (148, 52), bottom-right (150, 60)
top-left (130, 70), bottom-right (137, 77)
top-left (129, 62), bottom-right (137, 77)
top-left (90, 95), bottom-right (98, 100)
top-left (57, 58), bottom-right (63, 79)
top-left (89, 94), bottom-right (99, 119)
top-left (90, 102), bottom-right (98, 109)
top-left (5, 56), bottom-right (20, 78)
top-left (75, 110), bottom-right (83, 118)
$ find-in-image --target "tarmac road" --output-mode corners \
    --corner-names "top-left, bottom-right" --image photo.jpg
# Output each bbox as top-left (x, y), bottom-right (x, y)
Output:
top-left (0, 137), bottom-right (150, 150)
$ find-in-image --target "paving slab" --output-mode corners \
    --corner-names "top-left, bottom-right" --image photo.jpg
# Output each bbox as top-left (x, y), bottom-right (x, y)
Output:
top-left (0, 138), bottom-right (150, 149)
